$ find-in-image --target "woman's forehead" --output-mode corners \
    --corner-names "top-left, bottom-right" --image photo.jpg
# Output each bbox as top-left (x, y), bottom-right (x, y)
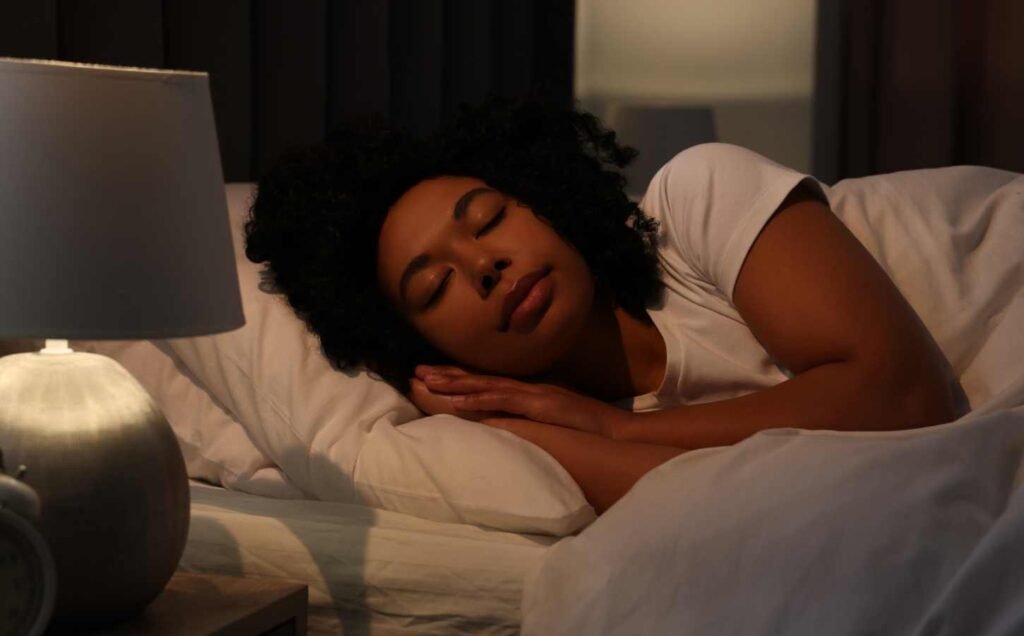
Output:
top-left (393, 176), bottom-right (489, 217)
top-left (382, 176), bottom-right (488, 240)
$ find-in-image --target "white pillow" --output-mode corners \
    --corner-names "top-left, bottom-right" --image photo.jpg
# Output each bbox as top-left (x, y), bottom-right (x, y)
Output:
top-left (69, 339), bottom-right (303, 500)
top-left (156, 183), bottom-right (595, 536)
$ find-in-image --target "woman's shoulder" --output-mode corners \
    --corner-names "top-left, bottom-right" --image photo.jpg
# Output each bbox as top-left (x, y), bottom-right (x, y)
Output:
top-left (648, 143), bottom-right (790, 189)
top-left (640, 143), bottom-right (823, 291)
top-left (641, 143), bottom-right (806, 216)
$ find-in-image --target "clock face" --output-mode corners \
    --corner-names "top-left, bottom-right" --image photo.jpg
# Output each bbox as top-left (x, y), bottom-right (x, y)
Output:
top-left (0, 509), bottom-right (55, 636)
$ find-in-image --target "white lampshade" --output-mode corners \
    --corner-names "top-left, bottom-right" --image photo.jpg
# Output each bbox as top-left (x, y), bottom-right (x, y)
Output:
top-left (0, 57), bottom-right (244, 625)
top-left (0, 57), bottom-right (243, 339)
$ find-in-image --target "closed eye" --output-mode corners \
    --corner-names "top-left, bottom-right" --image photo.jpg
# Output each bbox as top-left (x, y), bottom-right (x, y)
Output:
top-left (423, 206), bottom-right (503, 309)
top-left (475, 207), bottom-right (505, 238)
top-left (424, 271), bottom-right (452, 309)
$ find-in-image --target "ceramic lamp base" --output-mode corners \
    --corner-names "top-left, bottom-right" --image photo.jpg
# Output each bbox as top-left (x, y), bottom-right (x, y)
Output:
top-left (0, 350), bottom-right (188, 622)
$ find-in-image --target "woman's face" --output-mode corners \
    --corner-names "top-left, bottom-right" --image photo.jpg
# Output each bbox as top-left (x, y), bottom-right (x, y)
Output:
top-left (377, 176), bottom-right (595, 376)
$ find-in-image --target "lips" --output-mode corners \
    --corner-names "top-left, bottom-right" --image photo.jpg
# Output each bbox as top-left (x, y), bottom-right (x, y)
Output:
top-left (500, 267), bottom-right (552, 331)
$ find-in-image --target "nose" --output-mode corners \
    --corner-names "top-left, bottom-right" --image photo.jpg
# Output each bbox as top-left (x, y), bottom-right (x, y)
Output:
top-left (477, 257), bottom-right (510, 297)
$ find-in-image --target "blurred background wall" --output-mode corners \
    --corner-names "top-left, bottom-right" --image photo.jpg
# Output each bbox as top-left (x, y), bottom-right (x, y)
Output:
top-left (576, 0), bottom-right (1023, 189)
top-left (576, 0), bottom-right (816, 188)
top-left (814, 0), bottom-right (1024, 183)
top-left (0, 0), bottom-right (1020, 187)
top-left (0, 0), bottom-right (573, 182)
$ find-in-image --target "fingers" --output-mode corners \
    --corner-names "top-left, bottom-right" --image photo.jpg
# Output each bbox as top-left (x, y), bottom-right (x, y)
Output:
top-left (407, 377), bottom-right (507, 421)
top-left (450, 391), bottom-right (535, 417)
top-left (421, 373), bottom-right (540, 397)
top-left (407, 377), bottom-right (447, 416)
top-left (414, 364), bottom-right (471, 379)
top-left (455, 390), bottom-right (603, 435)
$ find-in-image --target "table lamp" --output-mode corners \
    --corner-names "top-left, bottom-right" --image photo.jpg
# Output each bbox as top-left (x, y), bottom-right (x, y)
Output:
top-left (0, 58), bottom-right (244, 623)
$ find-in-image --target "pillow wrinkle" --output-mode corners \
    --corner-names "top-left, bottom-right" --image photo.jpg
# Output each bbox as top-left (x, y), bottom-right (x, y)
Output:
top-left (220, 341), bottom-right (308, 447)
top-left (69, 339), bottom-right (302, 500)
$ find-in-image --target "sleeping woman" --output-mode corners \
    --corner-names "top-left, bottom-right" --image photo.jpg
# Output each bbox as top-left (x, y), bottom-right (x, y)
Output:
top-left (244, 98), bottom-right (965, 513)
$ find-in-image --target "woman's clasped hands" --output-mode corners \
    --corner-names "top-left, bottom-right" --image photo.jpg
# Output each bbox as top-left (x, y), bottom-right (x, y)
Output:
top-left (407, 364), bottom-right (630, 439)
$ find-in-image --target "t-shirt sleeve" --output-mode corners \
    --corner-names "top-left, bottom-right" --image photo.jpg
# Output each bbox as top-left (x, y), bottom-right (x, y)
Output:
top-left (639, 143), bottom-right (826, 301)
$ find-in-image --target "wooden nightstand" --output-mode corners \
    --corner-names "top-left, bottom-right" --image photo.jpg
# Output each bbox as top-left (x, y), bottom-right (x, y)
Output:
top-left (46, 571), bottom-right (308, 635)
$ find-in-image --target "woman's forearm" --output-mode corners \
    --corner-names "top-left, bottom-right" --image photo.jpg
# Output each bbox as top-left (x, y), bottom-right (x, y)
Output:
top-left (615, 358), bottom-right (959, 450)
top-left (486, 418), bottom-right (685, 514)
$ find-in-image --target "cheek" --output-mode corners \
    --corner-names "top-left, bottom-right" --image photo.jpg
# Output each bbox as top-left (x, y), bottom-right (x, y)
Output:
top-left (410, 293), bottom-right (491, 354)
top-left (409, 304), bottom-right (537, 374)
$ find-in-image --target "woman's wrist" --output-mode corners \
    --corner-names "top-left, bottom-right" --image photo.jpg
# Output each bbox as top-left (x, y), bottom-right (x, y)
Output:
top-left (605, 407), bottom-right (641, 442)
top-left (606, 407), bottom-right (700, 450)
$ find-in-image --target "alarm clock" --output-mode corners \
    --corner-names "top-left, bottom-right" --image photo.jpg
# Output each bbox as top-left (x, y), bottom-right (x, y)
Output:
top-left (0, 450), bottom-right (56, 636)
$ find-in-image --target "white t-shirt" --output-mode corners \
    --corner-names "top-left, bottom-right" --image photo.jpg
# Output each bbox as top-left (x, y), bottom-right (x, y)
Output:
top-left (621, 143), bottom-right (1023, 412)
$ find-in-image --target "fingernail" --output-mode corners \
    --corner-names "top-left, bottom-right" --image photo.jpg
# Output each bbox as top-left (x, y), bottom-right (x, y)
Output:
top-left (424, 374), bottom-right (444, 383)
top-left (451, 395), bottom-right (467, 405)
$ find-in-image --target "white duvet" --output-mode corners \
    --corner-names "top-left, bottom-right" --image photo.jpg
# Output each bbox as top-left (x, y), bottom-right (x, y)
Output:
top-left (522, 167), bottom-right (1024, 635)
top-left (522, 388), bottom-right (1024, 635)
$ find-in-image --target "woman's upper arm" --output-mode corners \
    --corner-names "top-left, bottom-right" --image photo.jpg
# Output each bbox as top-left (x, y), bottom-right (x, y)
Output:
top-left (732, 186), bottom-right (957, 413)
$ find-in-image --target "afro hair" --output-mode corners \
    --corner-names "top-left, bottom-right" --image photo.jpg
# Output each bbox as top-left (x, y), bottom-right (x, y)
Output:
top-left (244, 96), bottom-right (662, 393)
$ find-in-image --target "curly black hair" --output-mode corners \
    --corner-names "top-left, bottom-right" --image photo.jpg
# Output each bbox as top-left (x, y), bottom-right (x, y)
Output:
top-left (244, 97), bottom-right (662, 393)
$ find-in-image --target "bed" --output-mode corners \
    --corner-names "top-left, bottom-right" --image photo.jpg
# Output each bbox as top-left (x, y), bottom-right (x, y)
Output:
top-left (181, 481), bottom-right (555, 635)
top-left (8, 166), bottom-right (1021, 635)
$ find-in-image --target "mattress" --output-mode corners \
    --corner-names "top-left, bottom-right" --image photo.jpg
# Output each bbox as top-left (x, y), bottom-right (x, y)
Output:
top-left (178, 481), bottom-right (557, 635)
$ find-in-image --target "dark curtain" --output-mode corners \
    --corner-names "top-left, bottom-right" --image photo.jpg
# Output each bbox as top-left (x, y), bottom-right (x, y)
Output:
top-left (0, 0), bottom-right (574, 182)
top-left (813, 0), bottom-right (1024, 183)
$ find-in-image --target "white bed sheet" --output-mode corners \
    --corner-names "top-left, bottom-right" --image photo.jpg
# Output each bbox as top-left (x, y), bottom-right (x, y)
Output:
top-left (179, 481), bottom-right (557, 635)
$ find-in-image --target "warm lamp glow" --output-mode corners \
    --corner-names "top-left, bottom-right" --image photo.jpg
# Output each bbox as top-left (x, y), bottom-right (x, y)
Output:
top-left (0, 57), bottom-right (244, 625)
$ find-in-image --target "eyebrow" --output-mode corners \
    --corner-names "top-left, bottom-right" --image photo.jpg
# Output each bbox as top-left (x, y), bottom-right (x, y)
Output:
top-left (398, 186), bottom-right (494, 305)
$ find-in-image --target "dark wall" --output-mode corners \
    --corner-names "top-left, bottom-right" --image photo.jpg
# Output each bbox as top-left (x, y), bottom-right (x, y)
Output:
top-left (0, 0), bottom-right (574, 182)
top-left (814, 0), bottom-right (1024, 183)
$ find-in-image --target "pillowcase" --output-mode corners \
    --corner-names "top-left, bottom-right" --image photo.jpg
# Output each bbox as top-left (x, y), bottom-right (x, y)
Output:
top-left (69, 338), bottom-right (302, 500)
top-left (155, 183), bottom-right (595, 536)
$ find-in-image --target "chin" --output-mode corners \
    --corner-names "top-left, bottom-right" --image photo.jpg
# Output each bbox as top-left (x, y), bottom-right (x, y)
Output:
top-left (463, 334), bottom-right (565, 377)
top-left (507, 305), bottom-right (583, 375)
